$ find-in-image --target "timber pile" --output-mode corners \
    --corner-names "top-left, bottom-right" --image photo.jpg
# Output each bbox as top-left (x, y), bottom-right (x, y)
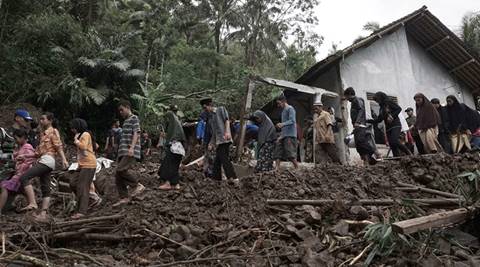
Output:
top-left (1, 152), bottom-right (480, 266)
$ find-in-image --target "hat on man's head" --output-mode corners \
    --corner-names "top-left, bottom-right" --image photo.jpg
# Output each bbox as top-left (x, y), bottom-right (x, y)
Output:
top-left (15, 109), bottom-right (32, 121)
top-left (405, 107), bottom-right (413, 112)
top-left (200, 98), bottom-right (213, 106)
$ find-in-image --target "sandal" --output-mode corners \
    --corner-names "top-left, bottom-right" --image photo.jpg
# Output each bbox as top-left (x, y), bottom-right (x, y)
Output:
top-left (20, 204), bottom-right (38, 212)
top-left (112, 198), bottom-right (130, 207)
top-left (70, 213), bottom-right (85, 220)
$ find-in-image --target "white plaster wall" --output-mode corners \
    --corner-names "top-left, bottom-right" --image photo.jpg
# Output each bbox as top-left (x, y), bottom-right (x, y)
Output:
top-left (339, 27), bottom-right (417, 134)
top-left (337, 26), bottom-right (475, 163)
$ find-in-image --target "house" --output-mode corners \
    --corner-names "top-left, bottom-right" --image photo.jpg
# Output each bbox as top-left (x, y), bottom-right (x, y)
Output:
top-left (264, 6), bottom-right (480, 163)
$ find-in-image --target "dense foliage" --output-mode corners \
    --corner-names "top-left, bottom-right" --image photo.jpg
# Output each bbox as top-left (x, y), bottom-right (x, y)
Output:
top-left (0, 0), bottom-right (320, 136)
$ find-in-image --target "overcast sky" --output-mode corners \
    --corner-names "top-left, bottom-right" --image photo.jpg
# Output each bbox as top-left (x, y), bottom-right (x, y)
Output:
top-left (314, 0), bottom-right (480, 58)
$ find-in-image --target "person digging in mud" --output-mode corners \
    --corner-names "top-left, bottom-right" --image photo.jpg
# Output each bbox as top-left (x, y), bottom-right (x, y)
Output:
top-left (446, 95), bottom-right (480, 153)
top-left (158, 105), bottom-right (186, 190)
top-left (312, 102), bottom-right (342, 164)
top-left (113, 100), bottom-right (145, 207)
top-left (19, 112), bottom-right (69, 222)
top-left (431, 98), bottom-right (452, 154)
top-left (0, 129), bottom-right (36, 215)
top-left (343, 87), bottom-right (378, 165)
top-left (405, 107), bottom-right (425, 154)
top-left (200, 98), bottom-right (238, 184)
top-left (249, 110), bottom-right (276, 173)
top-left (274, 95), bottom-right (299, 171)
top-left (414, 93), bottom-right (443, 154)
top-left (105, 119), bottom-right (122, 160)
top-left (68, 118), bottom-right (97, 219)
top-left (368, 92), bottom-right (412, 157)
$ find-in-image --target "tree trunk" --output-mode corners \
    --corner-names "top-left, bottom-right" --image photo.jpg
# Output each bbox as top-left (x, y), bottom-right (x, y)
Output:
top-left (213, 20), bottom-right (221, 88)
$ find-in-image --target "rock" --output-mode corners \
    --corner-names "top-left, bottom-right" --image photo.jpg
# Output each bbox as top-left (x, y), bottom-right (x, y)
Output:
top-left (295, 227), bottom-right (316, 241)
top-left (176, 245), bottom-right (195, 259)
top-left (169, 233), bottom-right (184, 243)
top-left (332, 220), bottom-right (349, 236)
top-left (437, 237), bottom-right (451, 254)
top-left (302, 249), bottom-right (335, 267)
top-left (445, 229), bottom-right (480, 249)
top-left (188, 225), bottom-right (205, 237)
top-left (302, 205), bottom-right (322, 224)
top-left (350, 205), bottom-right (369, 220)
top-left (175, 225), bottom-right (192, 240)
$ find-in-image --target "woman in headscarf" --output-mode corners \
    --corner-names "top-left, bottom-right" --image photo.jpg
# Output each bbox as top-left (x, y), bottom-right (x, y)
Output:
top-left (369, 92), bottom-right (412, 157)
top-left (414, 93), bottom-right (443, 153)
top-left (446, 95), bottom-right (480, 153)
top-left (158, 106), bottom-right (186, 190)
top-left (250, 110), bottom-right (276, 173)
top-left (430, 98), bottom-right (452, 154)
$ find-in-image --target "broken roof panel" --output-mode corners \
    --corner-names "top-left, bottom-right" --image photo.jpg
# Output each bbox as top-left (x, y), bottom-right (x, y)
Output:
top-left (256, 76), bottom-right (338, 97)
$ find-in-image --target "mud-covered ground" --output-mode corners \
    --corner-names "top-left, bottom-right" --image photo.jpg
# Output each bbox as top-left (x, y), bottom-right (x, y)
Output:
top-left (1, 152), bottom-right (480, 266)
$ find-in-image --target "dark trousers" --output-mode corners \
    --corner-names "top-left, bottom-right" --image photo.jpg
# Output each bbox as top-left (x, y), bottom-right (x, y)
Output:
top-left (70, 168), bottom-right (95, 214)
top-left (213, 143), bottom-right (237, 180)
top-left (320, 143), bottom-right (342, 164)
top-left (387, 127), bottom-right (412, 157)
top-left (353, 127), bottom-right (375, 157)
top-left (159, 149), bottom-right (183, 185)
top-left (20, 163), bottom-right (53, 198)
top-left (438, 132), bottom-right (452, 154)
top-left (413, 135), bottom-right (425, 154)
top-left (115, 156), bottom-right (138, 198)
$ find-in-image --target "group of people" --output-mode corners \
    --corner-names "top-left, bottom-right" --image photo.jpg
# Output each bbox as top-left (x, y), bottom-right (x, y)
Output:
top-left (1, 87), bottom-right (479, 220)
top-left (344, 87), bottom-right (480, 164)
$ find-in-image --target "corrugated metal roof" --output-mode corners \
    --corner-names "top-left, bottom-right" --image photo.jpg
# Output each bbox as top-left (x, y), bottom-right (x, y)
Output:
top-left (296, 6), bottom-right (480, 93)
top-left (256, 76), bottom-right (338, 97)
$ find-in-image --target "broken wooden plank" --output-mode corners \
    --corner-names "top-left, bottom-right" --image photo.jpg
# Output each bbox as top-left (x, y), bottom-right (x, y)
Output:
top-left (396, 182), bottom-right (461, 198)
top-left (266, 198), bottom-right (461, 207)
top-left (392, 208), bottom-right (469, 235)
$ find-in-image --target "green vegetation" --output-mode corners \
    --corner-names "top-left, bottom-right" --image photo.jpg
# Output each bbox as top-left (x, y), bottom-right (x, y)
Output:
top-left (0, 0), bottom-right (320, 137)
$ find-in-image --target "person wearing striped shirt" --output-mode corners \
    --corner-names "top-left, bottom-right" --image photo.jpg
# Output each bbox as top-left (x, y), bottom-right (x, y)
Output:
top-left (113, 100), bottom-right (145, 207)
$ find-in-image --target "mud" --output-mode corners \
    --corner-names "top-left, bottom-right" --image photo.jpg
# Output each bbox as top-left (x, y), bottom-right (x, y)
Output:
top-left (1, 152), bottom-right (480, 266)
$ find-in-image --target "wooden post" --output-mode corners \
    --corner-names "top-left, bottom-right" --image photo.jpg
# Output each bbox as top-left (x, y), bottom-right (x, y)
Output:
top-left (313, 113), bottom-right (317, 165)
top-left (236, 77), bottom-right (255, 161)
top-left (392, 208), bottom-right (470, 235)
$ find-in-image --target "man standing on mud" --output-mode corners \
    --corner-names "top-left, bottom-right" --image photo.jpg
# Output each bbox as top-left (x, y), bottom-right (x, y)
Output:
top-left (113, 100), bottom-right (145, 207)
top-left (274, 95), bottom-right (299, 170)
top-left (405, 107), bottom-right (424, 154)
top-left (343, 87), bottom-right (377, 165)
top-left (313, 102), bottom-right (342, 164)
top-left (200, 98), bottom-right (238, 183)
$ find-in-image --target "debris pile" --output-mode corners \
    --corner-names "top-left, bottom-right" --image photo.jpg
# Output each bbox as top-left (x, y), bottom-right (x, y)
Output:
top-left (1, 153), bottom-right (480, 266)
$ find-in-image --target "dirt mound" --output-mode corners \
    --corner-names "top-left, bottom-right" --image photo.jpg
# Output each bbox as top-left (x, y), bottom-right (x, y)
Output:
top-left (1, 152), bottom-right (479, 266)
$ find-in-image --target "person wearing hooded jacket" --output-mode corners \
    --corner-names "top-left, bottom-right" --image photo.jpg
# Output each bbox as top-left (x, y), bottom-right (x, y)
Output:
top-left (368, 92), bottom-right (412, 157)
top-left (445, 95), bottom-right (480, 153)
top-left (158, 106), bottom-right (186, 190)
top-left (431, 98), bottom-right (452, 154)
top-left (414, 93), bottom-right (443, 153)
top-left (249, 110), bottom-right (276, 173)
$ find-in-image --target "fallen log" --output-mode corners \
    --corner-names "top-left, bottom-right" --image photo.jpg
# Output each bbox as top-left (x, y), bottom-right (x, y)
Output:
top-left (54, 214), bottom-right (123, 228)
top-left (396, 182), bottom-right (461, 198)
top-left (266, 198), bottom-right (461, 207)
top-left (392, 208), bottom-right (469, 235)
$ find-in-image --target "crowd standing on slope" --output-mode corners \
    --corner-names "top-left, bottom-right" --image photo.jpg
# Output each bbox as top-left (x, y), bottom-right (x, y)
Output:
top-left (1, 87), bottom-right (480, 220)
